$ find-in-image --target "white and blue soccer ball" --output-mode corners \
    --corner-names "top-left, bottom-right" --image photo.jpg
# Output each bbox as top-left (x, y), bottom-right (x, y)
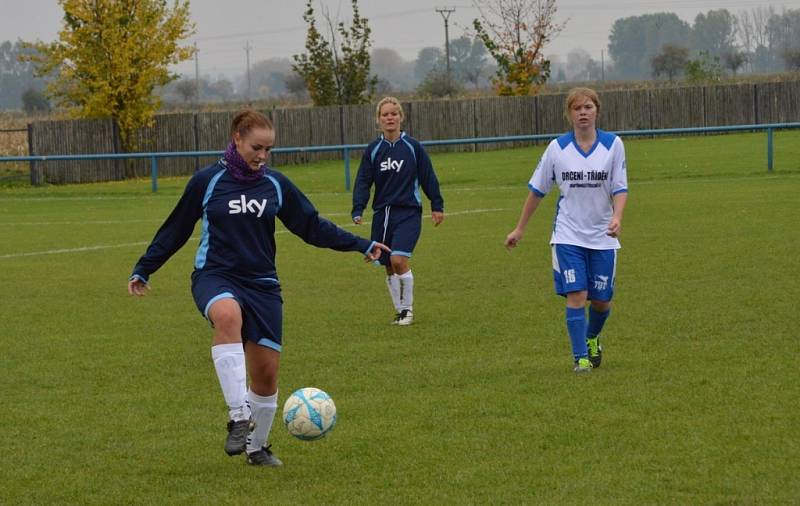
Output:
top-left (282, 387), bottom-right (337, 441)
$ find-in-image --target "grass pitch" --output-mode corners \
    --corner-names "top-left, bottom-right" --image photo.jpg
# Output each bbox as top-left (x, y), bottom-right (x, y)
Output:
top-left (1, 131), bottom-right (799, 504)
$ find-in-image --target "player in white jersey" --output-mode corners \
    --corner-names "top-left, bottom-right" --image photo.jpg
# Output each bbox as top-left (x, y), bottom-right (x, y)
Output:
top-left (505, 88), bottom-right (628, 373)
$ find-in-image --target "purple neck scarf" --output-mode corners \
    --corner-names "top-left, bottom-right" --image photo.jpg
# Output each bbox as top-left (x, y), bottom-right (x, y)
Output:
top-left (223, 142), bottom-right (265, 183)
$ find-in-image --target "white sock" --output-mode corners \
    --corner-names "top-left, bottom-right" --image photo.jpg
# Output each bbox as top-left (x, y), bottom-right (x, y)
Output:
top-left (211, 343), bottom-right (250, 422)
top-left (386, 274), bottom-right (402, 312)
top-left (246, 389), bottom-right (278, 453)
top-left (398, 270), bottom-right (414, 311)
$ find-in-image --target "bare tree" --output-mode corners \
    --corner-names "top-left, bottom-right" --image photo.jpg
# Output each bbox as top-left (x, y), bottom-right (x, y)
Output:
top-left (737, 6), bottom-right (776, 51)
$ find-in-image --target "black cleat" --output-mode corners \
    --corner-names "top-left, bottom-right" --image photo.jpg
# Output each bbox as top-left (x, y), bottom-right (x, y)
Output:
top-left (586, 337), bottom-right (602, 368)
top-left (224, 419), bottom-right (253, 456)
top-left (247, 444), bottom-right (283, 467)
top-left (396, 309), bottom-right (414, 326)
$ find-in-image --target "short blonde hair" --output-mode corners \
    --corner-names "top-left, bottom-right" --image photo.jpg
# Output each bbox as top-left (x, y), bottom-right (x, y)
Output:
top-left (375, 96), bottom-right (404, 126)
top-left (564, 87), bottom-right (601, 121)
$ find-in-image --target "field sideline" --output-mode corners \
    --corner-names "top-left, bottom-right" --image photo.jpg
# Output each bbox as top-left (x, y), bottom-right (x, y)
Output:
top-left (1, 131), bottom-right (799, 504)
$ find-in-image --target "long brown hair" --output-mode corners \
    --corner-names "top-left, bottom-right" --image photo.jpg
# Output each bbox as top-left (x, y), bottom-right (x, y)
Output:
top-left (230, 110), bottom-right (273, 140)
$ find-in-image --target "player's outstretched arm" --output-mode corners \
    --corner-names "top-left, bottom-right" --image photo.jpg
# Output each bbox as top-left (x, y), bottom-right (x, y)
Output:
top-left (365, 242), bottom-right (391, 262)
top-left (505, 191), bottom-right (543, 250)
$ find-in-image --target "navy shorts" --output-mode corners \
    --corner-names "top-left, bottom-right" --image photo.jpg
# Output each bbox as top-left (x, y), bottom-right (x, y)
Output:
top-left (551, 244), bottom-right (617, 301)
top-left (191, 270), bottom-right (283, 352)
top-left (370, 206), bottom-right (422, 266)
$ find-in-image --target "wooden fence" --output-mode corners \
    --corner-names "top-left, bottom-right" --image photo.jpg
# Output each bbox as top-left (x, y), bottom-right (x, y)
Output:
top-left (28, 80), bottom-right (800, 184)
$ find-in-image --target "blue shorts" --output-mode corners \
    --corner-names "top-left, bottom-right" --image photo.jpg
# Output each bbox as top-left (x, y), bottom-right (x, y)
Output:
top-left (551, 244), bottom-right (617, 301)
top-left (371, 206), bottom-right (422, 266)
top-left (191, 270), bottom-right (283, 352)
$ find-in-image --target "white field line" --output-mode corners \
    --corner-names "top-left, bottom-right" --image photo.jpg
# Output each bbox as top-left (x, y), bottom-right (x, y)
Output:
top-left (8, 219), bottom-right (163, 226)
top-left (2, 171), bottom-right (794, 204)
top-left (0, 208), bottom-right (509, 259)
top-left (0, 241), bottom-right (153, 259)
top-left (0, 195), bottom-right (174, 202)
top-left (3, 208), bottom-right (508, 226)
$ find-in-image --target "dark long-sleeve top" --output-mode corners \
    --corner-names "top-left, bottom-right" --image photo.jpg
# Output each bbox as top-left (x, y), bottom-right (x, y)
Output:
top-left (131, 162), bottom-right (374, 283)
top-left (351, 132), bottom-right (444, 219)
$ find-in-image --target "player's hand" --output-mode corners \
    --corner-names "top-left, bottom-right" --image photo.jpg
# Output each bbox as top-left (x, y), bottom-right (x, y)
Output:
top-left (607, 217), bottom-right (622, 237)
top-left (504, 229), bottom-right (524, 250)
top-left (365, 242), bottom-right (391, 262)
top-left (128, 276), bottom-right (150, 296)
top-left (353, 216), bottom-right (362, 225)
top-left (431, 211), bottom-right (444, 227)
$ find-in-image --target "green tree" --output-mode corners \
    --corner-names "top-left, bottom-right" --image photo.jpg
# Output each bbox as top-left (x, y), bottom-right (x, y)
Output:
top-left (292, 0), bottom-right (376, 106)
top-left (608, 13), bottom-right (690, 79)
top-left (651, 44), bottom-right (689, 81)
top-left (173, 78), bottom-right (198, 103)
top-left (473, 0), bottom-right (564, 96)
top-left (414, 47), bottom-right (444, 81)
top-left (722, 50), bottom-right (748, 75)
top-left (0, 40), bottom-right (44, 110)
top-left (21, 87), bottom-right (51, 113)
top-left (416, 69), bottom-right (462, 98)
top-left (450, 36), bottom-right (489, 88)
top-left (690, 9), bottom-right (736, 58)
top-left (782, 49), bottom-right (800, 71)
top-left (22, 0), bottom-right (194, 151)
top-left (685, 50), bottom-right (723, 84)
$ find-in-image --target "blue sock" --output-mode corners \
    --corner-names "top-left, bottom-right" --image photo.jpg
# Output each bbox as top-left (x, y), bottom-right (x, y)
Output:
top-left (566, 306), bottom-right (588, 361)
top-left (587, 307), bottom-right (611, 339)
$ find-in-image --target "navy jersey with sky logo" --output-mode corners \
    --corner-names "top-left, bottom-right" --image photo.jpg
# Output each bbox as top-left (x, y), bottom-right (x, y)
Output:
top-left (131, 161), bottom-right (373, 282)
top-left (351, 132), bottom-right (444, 219)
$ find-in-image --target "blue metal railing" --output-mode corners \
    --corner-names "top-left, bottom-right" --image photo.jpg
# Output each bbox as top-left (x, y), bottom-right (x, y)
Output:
top-left (1, 122), bottom-right (798, 191)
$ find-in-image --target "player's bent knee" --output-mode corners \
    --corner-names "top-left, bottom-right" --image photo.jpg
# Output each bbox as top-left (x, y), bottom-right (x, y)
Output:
top-left (390, 256), bottom-right (409, 273)
top-left (208, 300), bottom-right (242, 333)
top-left (591, 300), bottom-right (611, 312)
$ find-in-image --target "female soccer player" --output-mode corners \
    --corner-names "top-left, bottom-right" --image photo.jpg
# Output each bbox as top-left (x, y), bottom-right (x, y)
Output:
top-left (351, 96), bottom-right (445, 326)
top-left (505, 87), bottom-right (628, 373)
top-left (127, 110), bottom-right (389, 466)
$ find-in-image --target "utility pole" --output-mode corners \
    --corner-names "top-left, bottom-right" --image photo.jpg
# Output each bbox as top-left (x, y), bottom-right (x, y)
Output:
top-left (601, 49), bottom-right (605, 82)
top-left (436, 7), bottom-right (455, 94)
top-left (194, 42), bottom-right (199, 106)
top-left (245, 40), bottom-right (252, 102)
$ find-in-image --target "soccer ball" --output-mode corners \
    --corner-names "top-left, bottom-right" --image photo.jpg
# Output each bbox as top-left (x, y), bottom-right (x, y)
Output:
top-left (282, 387), bottom-right (337, 441)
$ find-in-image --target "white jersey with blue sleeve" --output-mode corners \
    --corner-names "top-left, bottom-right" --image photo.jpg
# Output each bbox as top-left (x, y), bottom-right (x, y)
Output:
top-left (528, 129), bottom-right (628, 250)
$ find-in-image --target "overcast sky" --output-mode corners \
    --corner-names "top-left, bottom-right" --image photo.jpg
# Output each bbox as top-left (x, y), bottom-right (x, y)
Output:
top-left (2, 0), bottom-right (796, 80)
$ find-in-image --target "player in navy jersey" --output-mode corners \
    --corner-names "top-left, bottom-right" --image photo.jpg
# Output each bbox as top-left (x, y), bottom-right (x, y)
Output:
top-left (505, 88), bottom-right (628, 373)
top-left (127, 110), bottom-right (389, 466)
top-left (351, 97), bottom-right (445, 326)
